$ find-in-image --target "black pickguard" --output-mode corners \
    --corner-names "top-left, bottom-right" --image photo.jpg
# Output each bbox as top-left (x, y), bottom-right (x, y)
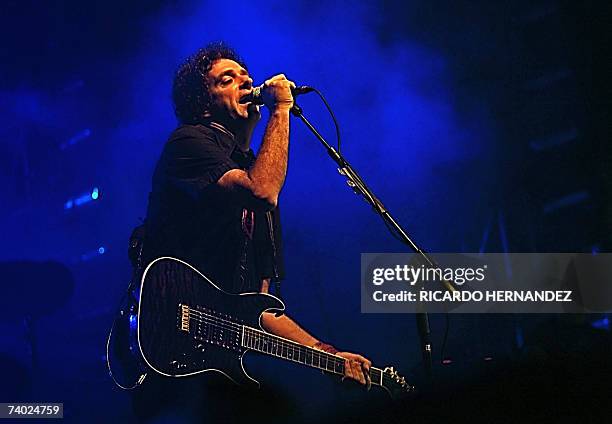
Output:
top-left (137, 257), bottom-right (284, 387)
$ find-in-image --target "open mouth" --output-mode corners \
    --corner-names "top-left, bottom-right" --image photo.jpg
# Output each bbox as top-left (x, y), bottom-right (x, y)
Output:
top-left (238, 92), bottom-right (253, 104)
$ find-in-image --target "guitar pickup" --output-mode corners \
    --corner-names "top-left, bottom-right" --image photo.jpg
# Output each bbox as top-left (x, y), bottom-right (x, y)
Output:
top-left (179, 304), bottom-right (190, 332)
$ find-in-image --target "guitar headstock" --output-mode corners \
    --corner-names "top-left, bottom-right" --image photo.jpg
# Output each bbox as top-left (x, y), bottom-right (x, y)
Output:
top-left (380, 366), bottom-right (415, 399)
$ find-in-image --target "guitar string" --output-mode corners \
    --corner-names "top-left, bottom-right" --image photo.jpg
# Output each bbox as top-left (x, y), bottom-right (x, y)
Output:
top-left (187, 311), bottom-right (388, 382)
top-left (187, 311), bottom-right (342, 364)
top-left (179, 308), bottom-right (384, 375)
top-left (243, 326), bottom-right (345, 373)
top-left (187, 308), bottom-right (339, 363)
top-left (186, 313), bottom-right (387, 384)
top-left (185, 313), bottom-right (240, 341)
top-left (185, 308), bottom-right (354, 370)
top-left (186, 311), bottom-right (347, 371)
top-left (187, 305), bottom-right (342, 369)
top-left (184, 310), bottom-right (387, 383)
top-left (188, 314), bottom-right (342, 373)
top-left (244, 324), bottom-right (387, 384)
top-left (187, 306), bottom-right (245, 329)
top-left (187, 309), bottom-right (241, 332)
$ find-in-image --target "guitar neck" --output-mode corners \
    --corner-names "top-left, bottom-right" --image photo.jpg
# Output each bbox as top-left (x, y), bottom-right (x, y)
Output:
top-left (241, 326), bottom-right (385, 387)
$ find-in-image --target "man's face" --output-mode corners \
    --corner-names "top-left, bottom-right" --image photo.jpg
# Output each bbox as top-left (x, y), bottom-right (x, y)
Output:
top-left (206, 58), bottom-right (259, 123)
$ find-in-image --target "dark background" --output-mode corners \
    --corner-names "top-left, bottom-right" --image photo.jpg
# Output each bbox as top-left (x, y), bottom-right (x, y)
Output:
top-left (1, 0), bottom-right (610, 422)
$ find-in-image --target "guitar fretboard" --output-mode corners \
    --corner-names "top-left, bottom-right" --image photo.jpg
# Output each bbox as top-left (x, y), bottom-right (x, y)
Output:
top-left (241, 326), bottom-right (384, 386)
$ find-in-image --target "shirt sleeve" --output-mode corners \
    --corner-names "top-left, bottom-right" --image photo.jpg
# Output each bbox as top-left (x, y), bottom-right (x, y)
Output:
top-left (161, 127), bottom-right (240, 198)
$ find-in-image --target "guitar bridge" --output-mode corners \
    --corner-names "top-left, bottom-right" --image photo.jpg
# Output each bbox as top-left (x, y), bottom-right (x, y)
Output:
top-left (178, 304), bottom-right (190, 333)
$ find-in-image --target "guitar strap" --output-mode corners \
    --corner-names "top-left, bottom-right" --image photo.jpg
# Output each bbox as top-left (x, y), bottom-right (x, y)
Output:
top-left (265, 210), bottom-right (283, 301)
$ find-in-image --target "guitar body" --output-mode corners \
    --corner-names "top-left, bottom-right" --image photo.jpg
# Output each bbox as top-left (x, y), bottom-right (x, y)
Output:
top-left (137, 256), bottom-right (285, 387)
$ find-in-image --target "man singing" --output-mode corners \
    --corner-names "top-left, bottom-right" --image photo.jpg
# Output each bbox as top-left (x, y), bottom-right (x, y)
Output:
top-left (135, 43), bottom-right (370, 422)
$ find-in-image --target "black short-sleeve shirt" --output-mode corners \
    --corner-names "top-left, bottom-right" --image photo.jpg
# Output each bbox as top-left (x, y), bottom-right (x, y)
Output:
top-left (143, 123), bottom-right (284, 293)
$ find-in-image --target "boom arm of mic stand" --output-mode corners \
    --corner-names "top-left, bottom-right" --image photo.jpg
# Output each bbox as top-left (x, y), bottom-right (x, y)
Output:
top-left (291, 103), bottom-right (456, 376)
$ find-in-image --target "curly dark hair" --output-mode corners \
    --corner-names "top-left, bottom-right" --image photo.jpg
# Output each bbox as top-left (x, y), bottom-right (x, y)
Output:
top-left (172, 42), bottom-right (246, 124)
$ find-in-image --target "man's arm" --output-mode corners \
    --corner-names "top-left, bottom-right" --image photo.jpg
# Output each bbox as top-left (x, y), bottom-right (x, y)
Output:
top-left (217, 74), bottom-right (294, 210)
top-left (259, 280), bottom-right (372, 386)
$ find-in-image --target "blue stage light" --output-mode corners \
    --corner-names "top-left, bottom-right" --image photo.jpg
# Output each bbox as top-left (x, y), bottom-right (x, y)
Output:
top-left (64, 187), bottom-right (101, 210)
top-left (79, 246), bottom-right (107, 261)
top-left (75, 193), bottom-right (91, 206)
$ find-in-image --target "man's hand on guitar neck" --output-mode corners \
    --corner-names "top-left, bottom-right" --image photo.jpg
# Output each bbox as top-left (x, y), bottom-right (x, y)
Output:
top-left (337, 351), bottom-right (372, 387)
top-left (313, 341), bottom-right (372, 387)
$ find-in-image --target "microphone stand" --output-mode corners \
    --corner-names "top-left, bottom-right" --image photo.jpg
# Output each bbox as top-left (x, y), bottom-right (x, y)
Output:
top-left (290, 103), bottom-right (456, 377)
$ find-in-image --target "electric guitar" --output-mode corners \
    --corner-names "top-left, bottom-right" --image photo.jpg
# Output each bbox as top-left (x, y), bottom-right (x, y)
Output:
top-left (107, 256), bottom-right (414, 398)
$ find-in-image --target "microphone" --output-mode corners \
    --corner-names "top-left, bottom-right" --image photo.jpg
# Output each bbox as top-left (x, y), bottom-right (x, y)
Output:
top-left (241, 85), bottom-right (314, 105)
